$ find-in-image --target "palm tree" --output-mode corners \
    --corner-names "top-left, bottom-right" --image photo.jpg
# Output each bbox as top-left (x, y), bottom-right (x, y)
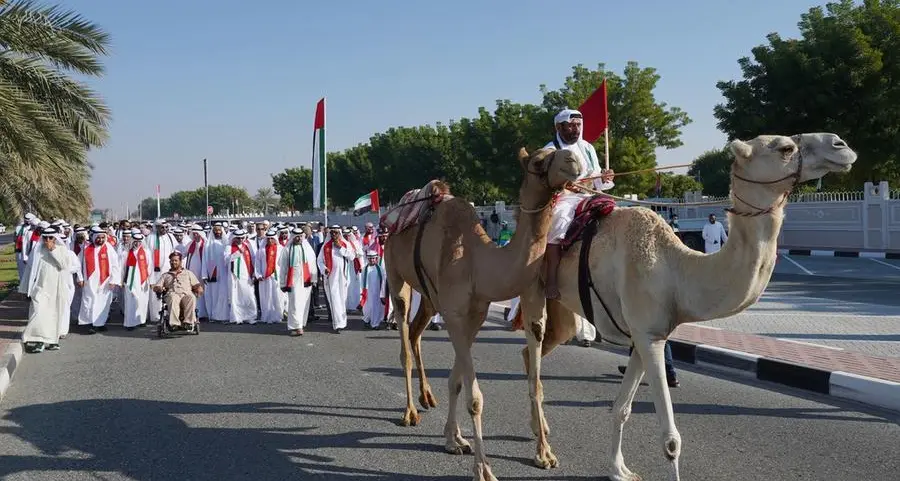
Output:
top-left (0, 0), bottom-right (111, 224)
top-left (254, 187), bottom-right (279, 215)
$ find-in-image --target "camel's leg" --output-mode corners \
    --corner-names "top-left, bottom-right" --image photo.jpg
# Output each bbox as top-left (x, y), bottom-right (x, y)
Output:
top-left (392, 283), bottom-right (420, 427)
top-left (443, 358), bottom-right (472, 455)
top-left (609, 346), bottom-right (646, 481)
top-left (445, 305), bottom-right (498, 481)
top-left (410, 299), bottom-right (438, 410)
top-left (632, 336), bottom-right (682, 481)
top-left (520, 294), bottom-right (571, 469)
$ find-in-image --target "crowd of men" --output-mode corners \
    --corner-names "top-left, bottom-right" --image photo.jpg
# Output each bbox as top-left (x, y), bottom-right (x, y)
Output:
top-left (12, 215), bottom-right (441, 353)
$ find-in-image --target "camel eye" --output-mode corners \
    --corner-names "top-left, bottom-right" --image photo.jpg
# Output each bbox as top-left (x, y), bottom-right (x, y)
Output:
top-left (779, 145), bottom-right (795, 156)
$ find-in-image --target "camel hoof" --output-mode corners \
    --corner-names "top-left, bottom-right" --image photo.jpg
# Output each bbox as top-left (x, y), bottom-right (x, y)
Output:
top-left (419, 389), bottom-right (438, 409)
top-left (445, 437), bottom-right (472, 455)
top-left (533, 448), bottom-right (559, 469)
top-left (401, 409), bottom-right (421, 427)
top-left (472, 463), bottom-right (498, 481)
top-left (609, 469), bottom-right (641, 481)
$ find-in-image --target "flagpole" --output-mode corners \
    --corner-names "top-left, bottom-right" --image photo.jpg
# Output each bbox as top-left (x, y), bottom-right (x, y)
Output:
top-left (604, 127), bottom-right (610, 170)
top-left (323, 97), bottom-right (328, 227)
top-left (203, 158), bottom-right (210, 226)
top-left (156, 185), bottom-right (161, 219)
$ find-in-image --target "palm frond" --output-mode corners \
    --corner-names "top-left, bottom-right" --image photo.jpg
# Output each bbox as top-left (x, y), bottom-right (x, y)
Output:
top-left (0, 52), bottom-right (110, 148)
top-left (0, 0), bottom-right (111, 75)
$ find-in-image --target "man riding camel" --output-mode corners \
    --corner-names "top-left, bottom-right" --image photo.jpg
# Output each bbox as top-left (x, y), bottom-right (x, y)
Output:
top-left (543, 108), bottom-right (615, 299)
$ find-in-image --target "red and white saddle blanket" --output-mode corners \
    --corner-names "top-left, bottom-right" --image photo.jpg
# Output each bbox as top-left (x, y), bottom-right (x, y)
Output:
top-left (380, 180), bottom-right (454, 235)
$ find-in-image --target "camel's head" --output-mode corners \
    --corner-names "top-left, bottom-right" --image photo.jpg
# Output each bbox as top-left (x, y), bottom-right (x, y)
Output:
top-left (728, 133), bottom-right (857, 204)
top-left (517, 147), bottom-right (582, 191)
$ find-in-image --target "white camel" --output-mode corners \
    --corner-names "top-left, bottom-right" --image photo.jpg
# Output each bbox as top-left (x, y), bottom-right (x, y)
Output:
top-left (517, 133), bottom-right (857, 481)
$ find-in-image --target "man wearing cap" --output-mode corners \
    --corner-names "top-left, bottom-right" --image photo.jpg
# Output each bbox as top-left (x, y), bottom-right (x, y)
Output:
top-left (256, 229), bottom-right (285, 323)
top-left (145, 220), bottom-right (178, 323)
top-left (77, 227), bottom-right (121, 333)
top-left (21, 227), bottom-right (72, 352)
top-left (543, 108), bottom-right (616, 347)
top-left (152, 251), bottom-right (204, 331)
top-left (225, 229), bottom-right (258, 323)
top-left (360, 250), bottom-right (388, 329)
top-left (280, 228), bottom-right (317, 336)
top-left (317, 225), bottom-right (355, 333)
top-left (122, 233), bottom-right (151, 330)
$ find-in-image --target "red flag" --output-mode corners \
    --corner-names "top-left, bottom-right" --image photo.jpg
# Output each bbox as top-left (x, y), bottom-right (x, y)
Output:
top-left (313, 98), bottom-right (325, 130)
top-left (370, 190), bottom-right (380, 212)
top-left (578, 78), bottom-right (608, 144)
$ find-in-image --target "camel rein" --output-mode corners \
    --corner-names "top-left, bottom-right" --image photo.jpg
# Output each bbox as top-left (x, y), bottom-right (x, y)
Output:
top-left (564, 142), bottom-right (805, 217)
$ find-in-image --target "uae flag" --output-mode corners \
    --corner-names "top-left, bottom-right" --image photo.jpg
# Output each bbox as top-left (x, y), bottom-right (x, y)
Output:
top-left (311, 98), bottom-right (326, 210)
top-left (353, 190), bottom-right (380, 216)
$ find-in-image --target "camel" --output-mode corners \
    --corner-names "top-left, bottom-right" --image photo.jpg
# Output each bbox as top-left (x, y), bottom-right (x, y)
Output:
top-left (382, 146), bottom-right (582, 481)
top-left (515, 132), bottom-right (857, 481)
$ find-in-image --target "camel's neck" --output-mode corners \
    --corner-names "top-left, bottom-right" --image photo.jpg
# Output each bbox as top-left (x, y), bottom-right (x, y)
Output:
top-left (475, 186), bottom-right (553, 301)
top-left (677, 207), bottom-right (784, 323)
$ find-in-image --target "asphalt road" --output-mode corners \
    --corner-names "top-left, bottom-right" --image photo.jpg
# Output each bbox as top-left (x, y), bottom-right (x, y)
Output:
top-left (766, 272), bottom-right (900, 308)
top-left (1, 308), bottom-right (897, 481)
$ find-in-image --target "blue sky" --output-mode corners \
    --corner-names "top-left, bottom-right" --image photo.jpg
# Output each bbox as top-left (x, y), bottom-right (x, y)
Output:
top-left (67, 0), bottom-right (827, 212)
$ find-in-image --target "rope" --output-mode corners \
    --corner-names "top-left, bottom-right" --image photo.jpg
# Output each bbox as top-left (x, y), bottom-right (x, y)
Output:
top-left (565, 182), bottom-right (730, 208)
top-left (579, 162), bottom-right (695, 183)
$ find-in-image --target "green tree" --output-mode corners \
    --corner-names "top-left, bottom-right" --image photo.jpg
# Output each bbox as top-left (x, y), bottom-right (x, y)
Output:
top-left (271, 167), bottom-right (313, 212)
top-left (687, 147), bottom-right (733, 197)
top-left (713, 0), bottom-right (900, 190)
top-left (651, 173), bottom-right (704, 199)
top-left (254, 187), bottom-right (279, 214)
top-left (540, 62), bottom-right (693, 196)
top-left (0, 0), bottom-right (111, 222)
top-left (138, 184), bottom-right (252, 219)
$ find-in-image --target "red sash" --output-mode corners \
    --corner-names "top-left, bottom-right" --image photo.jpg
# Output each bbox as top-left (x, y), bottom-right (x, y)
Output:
top-left (153, 234), bottom-right (161, 269)
top-left (14, 226), bottom-right (24, 252)
top-left (85, 243), bottom-right (110, 284)
top-left (26, 230), bottom-right (39, 254)
top-left (126, 247), bottom-right (149, 287)
top-left (108, 236), bottom-right (117, 246)
top-left (230, 242), bottom-right (253, 277)
top-left (284, 244), bottom-right (311, 289)
top-left (264, 243), bottom-right (278, 278)
top-left (323, 238), bottom-right (346, 274)
top-left (187, 239), bottom-right (204, 267)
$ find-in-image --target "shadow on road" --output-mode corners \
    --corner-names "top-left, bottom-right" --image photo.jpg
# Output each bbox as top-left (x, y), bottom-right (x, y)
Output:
top-left (0, 399), bottom-right (610, 481)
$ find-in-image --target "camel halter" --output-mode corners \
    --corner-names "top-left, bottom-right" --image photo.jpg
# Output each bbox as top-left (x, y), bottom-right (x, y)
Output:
top-left (725, 136), bottom-right (804, 217)
top-left (520, 150), bottom-right (566, 214)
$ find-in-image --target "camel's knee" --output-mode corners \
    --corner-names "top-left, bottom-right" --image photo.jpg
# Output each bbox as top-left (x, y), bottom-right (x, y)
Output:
top-left (529, 320), bottom-right (545, 343)
top-left (661, 430), bottom-right (682, 461)
top-left (612, 402), bottom-right (632, 425)
top-left (467, 389), bottom-right (484, 416)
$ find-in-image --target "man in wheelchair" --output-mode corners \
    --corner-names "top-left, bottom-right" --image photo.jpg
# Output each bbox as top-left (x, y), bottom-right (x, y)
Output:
top-left (151, 251), bottom-right (204, 330)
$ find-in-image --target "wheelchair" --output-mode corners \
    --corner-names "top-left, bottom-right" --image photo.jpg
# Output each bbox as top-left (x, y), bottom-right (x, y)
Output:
top-left (156, 288), bottom-right (200, 338)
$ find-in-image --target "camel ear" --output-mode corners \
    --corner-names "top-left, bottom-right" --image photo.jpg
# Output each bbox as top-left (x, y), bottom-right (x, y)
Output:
top-left (729, 139), bottom-right (753, 160)
top-left (518, 147), bottom-right (530, 168)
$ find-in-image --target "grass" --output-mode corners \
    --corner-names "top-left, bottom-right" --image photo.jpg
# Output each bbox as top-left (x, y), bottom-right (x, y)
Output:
top-left (0, 243), bottom-right (19, 300)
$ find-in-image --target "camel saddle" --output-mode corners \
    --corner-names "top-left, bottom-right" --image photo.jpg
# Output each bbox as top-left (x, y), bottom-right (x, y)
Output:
top-left (559, 195), bottom-right (616, 252)
top-left (379, 180), bottom-right (454, 235)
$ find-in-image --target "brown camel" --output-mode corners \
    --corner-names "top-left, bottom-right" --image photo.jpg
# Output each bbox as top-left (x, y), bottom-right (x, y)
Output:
top-left (516, 133), bottom-right (857, 481)
top-left (382, 146), bottom-right (581, 481)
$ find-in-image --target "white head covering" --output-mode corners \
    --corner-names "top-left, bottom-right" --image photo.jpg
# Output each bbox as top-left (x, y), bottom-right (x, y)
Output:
top-left (233, 228), bottom-right (247, 237)
top-left (366, 250), bottom-right (378, 257)
top-left (265, 229), bottom-right (277, 237)
top-left (554, 108), bottom-right (583, 125)
top-left (133, 233), bottom-right (145, 241)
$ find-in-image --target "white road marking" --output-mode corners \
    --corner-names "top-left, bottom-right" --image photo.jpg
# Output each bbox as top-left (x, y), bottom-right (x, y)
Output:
top-left (779, 254), bottom-right (815, 276)
top-left (774, 338), bottom-right (845, 351)
top-left (869, 257), bottom-right (900, 272)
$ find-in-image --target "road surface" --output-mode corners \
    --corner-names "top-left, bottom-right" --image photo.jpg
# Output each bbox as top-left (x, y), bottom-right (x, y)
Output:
top-left (0, 310), bottom-right (897, 480)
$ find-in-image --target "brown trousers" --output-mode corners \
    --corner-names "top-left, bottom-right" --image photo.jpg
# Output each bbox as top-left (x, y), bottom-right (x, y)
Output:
top-left (166, 293), bottom-right (197, 326)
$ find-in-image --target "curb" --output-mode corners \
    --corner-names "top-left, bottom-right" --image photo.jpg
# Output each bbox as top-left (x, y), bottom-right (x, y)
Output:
top-left (667, 339), bottom-right (900, 413)
top-left (0, 341), bottom-right (23, 403)
top-left (777, 248), bottom-right (900, 259)
top-left (487, 301), bottom-right (900, 414)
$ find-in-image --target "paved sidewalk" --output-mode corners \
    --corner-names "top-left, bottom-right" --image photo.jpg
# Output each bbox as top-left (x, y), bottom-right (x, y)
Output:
top-left (0, 292), bottom-right (28, 402)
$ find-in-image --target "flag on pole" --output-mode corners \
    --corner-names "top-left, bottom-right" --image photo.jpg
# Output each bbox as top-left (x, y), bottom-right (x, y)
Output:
top-left (352, 190), bottom-right (380, 216)
top-left (578, 78), bottom-right (608, 144)
top-left (312, 98), bottom-right (327, 210)
top-left (156, 184), bottom-right (161, 219)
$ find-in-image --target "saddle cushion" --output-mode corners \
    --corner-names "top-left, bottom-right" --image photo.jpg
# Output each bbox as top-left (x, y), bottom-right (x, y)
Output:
top-left (560, 195), bottom-right (616, 251)
top-left (380, 180), bottom-right (454, 235)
